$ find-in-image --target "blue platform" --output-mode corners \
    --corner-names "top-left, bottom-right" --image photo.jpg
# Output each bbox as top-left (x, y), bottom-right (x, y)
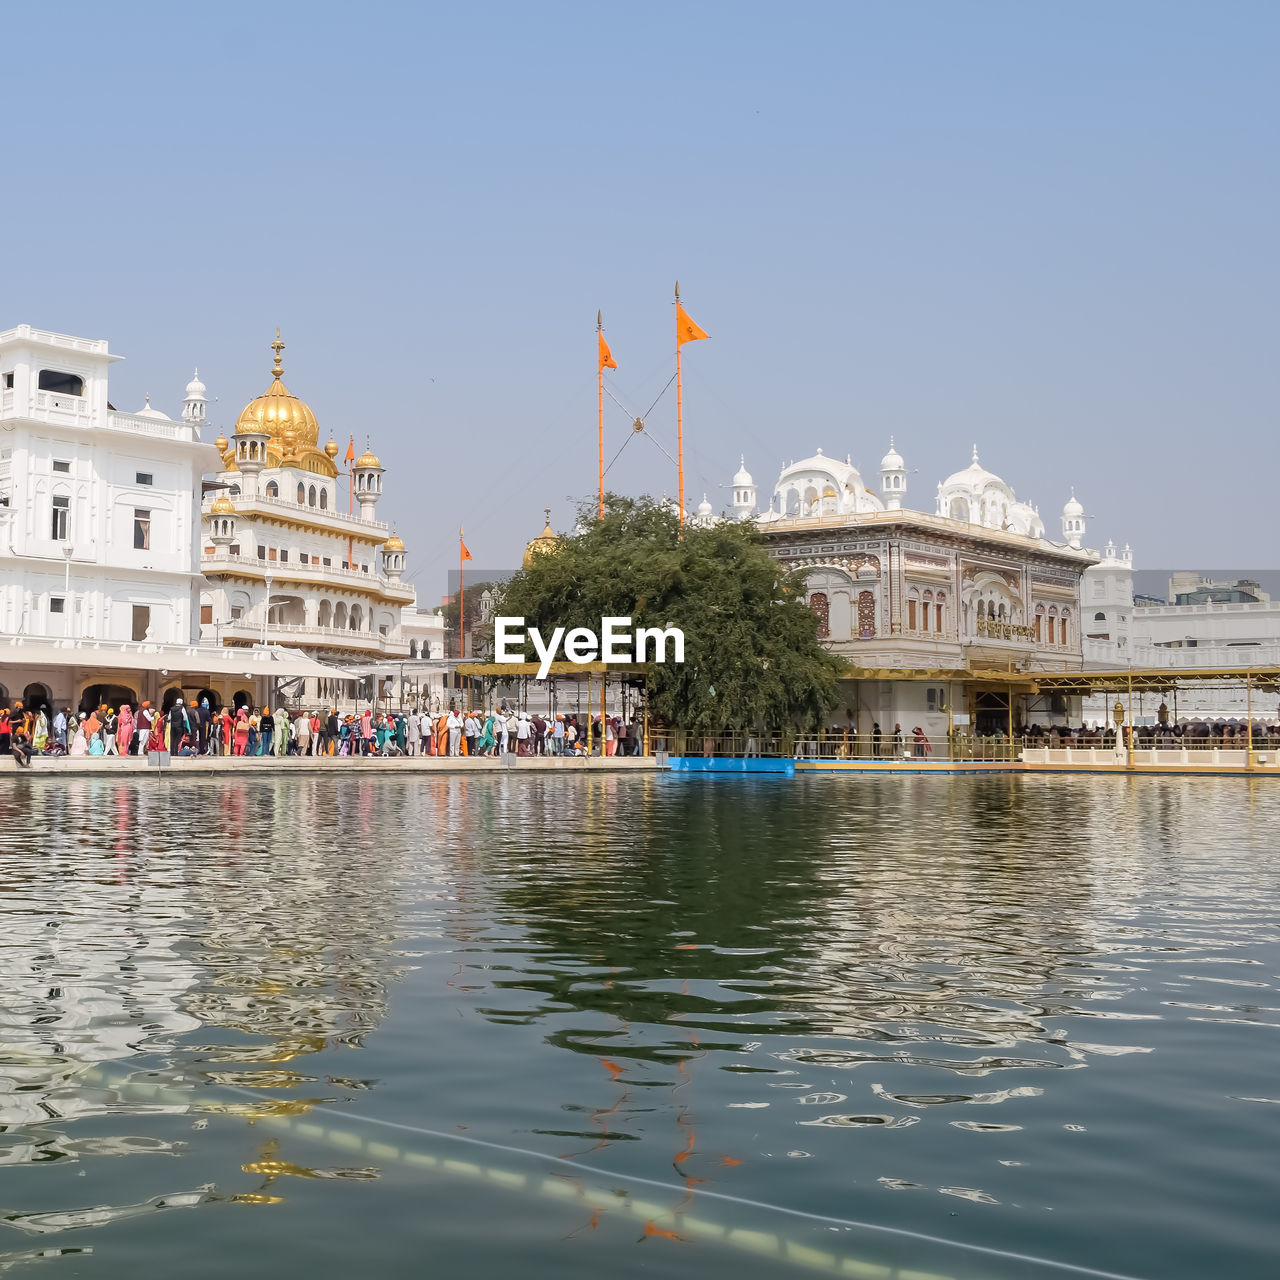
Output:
top-left (666, 757), bottom-right (796, 776)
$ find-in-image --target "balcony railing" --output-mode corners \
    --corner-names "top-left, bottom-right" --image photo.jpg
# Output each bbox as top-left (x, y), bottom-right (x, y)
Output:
top-left (213, 619), bottom-right (410, 655)
top-left (201, 551), bottom-right (414, 598)
top-left (202, 492), bottom-right (389, 534)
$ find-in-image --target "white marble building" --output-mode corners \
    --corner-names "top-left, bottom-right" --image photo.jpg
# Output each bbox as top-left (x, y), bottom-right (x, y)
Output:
top-left (729, 442), bottom-right (1097, 736)
top-left (198, 335), bottom-right (431, 708)
top-left (0, 325), bottom-right (218, 648)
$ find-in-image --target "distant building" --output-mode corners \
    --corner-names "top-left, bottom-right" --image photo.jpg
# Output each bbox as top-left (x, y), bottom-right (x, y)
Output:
top-left (729, 443), bottom-right (1097, 735)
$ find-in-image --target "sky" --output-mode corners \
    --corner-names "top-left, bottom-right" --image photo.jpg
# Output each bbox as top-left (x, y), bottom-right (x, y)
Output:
top-left (5, 1), bottom-right (1277, 601)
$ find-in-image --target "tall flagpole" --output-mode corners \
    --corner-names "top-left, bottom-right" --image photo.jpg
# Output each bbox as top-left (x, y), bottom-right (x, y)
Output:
top-left (597, 310), bottom-right (605, 522)
top-left (458, 527), bottom-right (465, 661)
top-left (675, 281), bottom-right (685, 526)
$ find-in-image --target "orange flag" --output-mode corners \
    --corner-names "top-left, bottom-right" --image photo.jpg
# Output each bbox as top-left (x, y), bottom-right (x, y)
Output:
top-left (460, 528), bottom-right (473, 562)
top-left (676, 303), bottom-right (708, 347)
top-left (344, 435), bottom-right (355, 463)
top-left (598, 330), bottom-right (617, 372)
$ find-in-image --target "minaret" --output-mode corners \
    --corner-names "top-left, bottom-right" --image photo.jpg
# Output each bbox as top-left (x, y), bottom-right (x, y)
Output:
top-left (183, 369), bottom-right (207, 429)
top-left (879, 438), bottom-right (906, 510)
top-left (1062, 490), bottom-right (1085, 549)
top-left (353, 442), bottom-right (385, 521)
top-left (731, 456), bottom-right (756, 519)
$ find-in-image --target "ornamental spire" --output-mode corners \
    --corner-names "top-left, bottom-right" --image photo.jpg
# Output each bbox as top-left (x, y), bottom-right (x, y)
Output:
top-left (271, 328), bottom-right (285, 380)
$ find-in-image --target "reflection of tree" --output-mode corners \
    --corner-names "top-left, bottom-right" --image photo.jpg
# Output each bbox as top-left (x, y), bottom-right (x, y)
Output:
top-left (466, 777), bottom-right (1118, 1066)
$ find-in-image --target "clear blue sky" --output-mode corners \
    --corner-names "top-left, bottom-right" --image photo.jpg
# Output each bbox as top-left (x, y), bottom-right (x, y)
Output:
top-left (6, 1), bottom-right (1277, 599)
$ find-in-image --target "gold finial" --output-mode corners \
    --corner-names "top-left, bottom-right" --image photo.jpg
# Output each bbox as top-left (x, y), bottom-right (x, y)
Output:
top-left (271, 328), bottom-right (285, 379)
top-left (544, 506), bottom-right (551, 525)
top-left (674, 280), bottom-right (680, 301)
top-left (597, 309), bottom-right (602, 330)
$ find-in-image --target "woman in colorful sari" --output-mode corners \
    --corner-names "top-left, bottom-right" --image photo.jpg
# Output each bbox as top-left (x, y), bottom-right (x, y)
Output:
top-left (434, 713), bottom-right (448, 757)
top-left (394, 713), bottom-right (408, 756)
top-left (117, 703), bottom-right (135, 756)
top-left (273, 708), bottom-right (289, 756)
top-left (69, 715), bottom-right (89, 756)
top-left (31, 709), bottom-right (49, 752)
top-left (233, 707), bottom-right (250, 756)
top-left (144, 711), bottom-right (167, 755)
top-left (477, 712), bottom-right (495, 756)
top-left (84, 707), bottom-right (102, 751)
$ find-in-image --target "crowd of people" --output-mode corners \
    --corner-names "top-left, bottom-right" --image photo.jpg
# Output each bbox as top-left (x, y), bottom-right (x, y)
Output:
top-left (0, 699), bottom-right (647, 764)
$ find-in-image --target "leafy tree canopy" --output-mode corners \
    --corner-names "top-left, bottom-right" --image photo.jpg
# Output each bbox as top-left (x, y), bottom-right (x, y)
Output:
top-left (492, 495), bottom-right (843, 731)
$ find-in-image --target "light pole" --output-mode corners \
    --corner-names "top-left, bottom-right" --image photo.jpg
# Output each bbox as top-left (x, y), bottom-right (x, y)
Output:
top-left (61, 545), bottom-right (73, 633)
top-left (262, 574), bottom-right (273, 646)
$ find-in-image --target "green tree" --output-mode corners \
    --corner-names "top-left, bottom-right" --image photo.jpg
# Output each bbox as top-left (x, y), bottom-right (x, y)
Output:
top-left (492, 496), bottom-right (843, 731)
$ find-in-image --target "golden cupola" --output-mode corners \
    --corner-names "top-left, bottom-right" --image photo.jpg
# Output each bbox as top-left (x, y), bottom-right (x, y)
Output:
top-left (522, 508), bottom-right (560, 569)
top-left (225, 332), bottom-right (337, 478)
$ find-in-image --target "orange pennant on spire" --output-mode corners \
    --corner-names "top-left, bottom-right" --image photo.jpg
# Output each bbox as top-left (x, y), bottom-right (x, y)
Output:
top-left (344, 435), bottom-right (355, 464)
top-left (598, 330), bottom-right (617, 372)
top-left (676, 303), bottom-right (708, 347)
top-left (460, 528), bottom-right (473, 562)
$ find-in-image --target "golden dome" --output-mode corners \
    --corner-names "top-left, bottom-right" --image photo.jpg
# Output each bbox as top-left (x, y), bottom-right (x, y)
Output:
top-left (233, 332), bottom-right (321, 459)
top-left (210, 494), bottom-right (236, 516)
top-left (522, 509), bottom-right (560, 569)
top-left (324, 438), bottom-right (340, 459)
top-left (214, 433), bottom-right (229, 452)
top-left (383, 533), bottom-right (405, 552)
top-left (355, 449), bottom-right (382, 469)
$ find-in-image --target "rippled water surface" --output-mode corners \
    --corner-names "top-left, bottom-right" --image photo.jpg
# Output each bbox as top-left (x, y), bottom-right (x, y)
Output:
top-left (1, 774), bottom-right (1278, 1279)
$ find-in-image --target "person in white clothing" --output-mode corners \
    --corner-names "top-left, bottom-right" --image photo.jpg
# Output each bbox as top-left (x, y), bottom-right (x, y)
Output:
top-left (446, 709), bottom-right (462, 756)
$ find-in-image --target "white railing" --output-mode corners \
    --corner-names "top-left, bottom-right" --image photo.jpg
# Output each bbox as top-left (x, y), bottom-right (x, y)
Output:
top-left (214, 619), bottom-right (410, 655)
top-left (105, 410), bottom-right (192, 441)
top-left (0, 325), bottom-right (109, 354)
top-left (201, 551), bottom-right (414, 596)
top-left (202, 491), bottom-right (388, 533)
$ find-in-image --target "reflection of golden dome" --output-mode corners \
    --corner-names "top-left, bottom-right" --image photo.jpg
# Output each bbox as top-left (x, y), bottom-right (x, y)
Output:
top-left (355, 449), bottom-right (382, 469)
top-left (522, 509), bottom-right (560, 569)
top-left (383, 533), bottom-right (404, 552)
top-left (324, 438), bottom-right (339, 459)
top-left (214, 434), bottom-right (229, 452)
top-left (211, 494), bottom-right (236, 516)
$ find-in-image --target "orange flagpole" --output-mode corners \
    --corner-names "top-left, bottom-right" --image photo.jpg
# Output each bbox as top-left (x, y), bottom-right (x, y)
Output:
top-left (675, 282), bottom-right (684, 526)
top-left (459, 527), bottom-right (465, 661)
top-left (598, 311), bottom-right (605, 522)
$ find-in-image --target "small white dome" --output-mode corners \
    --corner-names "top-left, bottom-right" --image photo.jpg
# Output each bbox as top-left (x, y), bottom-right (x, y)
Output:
top-left (941, 443), bottom-right (1002, 492)
top-left (135, 394), bottom-right (172, 421)
top-left (1063, 490), bottom-right (1084, 518)
top-left (732, 455), bottom-right (753, 486)
top-left (880, 437), bottom-right (904, 471)
top-left (696, 494), bottom-right (714, 518)
top-left (185, 368), bottom-right (206, 396)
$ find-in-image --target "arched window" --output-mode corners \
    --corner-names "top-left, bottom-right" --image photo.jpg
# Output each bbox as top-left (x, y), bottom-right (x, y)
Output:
top-left (1094, 611), bottom-right (1106, 621)
top-left (319, 488), bottom-right (328, 510)
top-left (907, 589), bottom-right (919, 631)
top-left (935, 593), bottom-right (946, 633)
top-left (1034, 604), bottom-right (1044, 642)
top-left (857, 590), bottom-right (876, 639)
top-left (921, 590), bottom-right (933, 633)
top-left (350, 604), bottom-right (363, 631)
top-left (1061, 610), bottom-right (1071, 646)
top-left (265, 480), bottom-right (278, 498)
top-left (297, 482), bottom-right (306, 503)
top-left (1048, 606), bottom-right (1059, 645)
top-left (334, 602), bottom-right (348, 629)
top-left (38, 370), bottom-right (84, 396)
top-left (308, 485), bottom-right (317, 507)
top-left (317, 599), bottom-right (333, 627)
top-left (809, 592), bottom-right (830, 638)
top-left (229, 484), bottom-right (240, 497)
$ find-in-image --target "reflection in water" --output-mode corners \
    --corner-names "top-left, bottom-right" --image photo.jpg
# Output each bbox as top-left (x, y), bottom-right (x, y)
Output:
top-left (0, 774), bottom-right (1277, 1280)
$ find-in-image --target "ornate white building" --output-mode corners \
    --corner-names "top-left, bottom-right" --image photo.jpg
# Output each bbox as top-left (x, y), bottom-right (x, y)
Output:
top-left (730, 442), bottom-right (1098, 736)
top-left (198, 335), bottom-right (443, 708)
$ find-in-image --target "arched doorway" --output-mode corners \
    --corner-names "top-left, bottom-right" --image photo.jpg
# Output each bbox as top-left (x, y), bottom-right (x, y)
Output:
top-left (196, 688), bottom-right (222, 712)
top-left (79, 683), bottom-right (137, 714)
top-left (23, 682), bottom-right (51, 713)
top-left (160, 686), bottom-right (183, 714)
top-left (233, 688), bottom-right (253, 710)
